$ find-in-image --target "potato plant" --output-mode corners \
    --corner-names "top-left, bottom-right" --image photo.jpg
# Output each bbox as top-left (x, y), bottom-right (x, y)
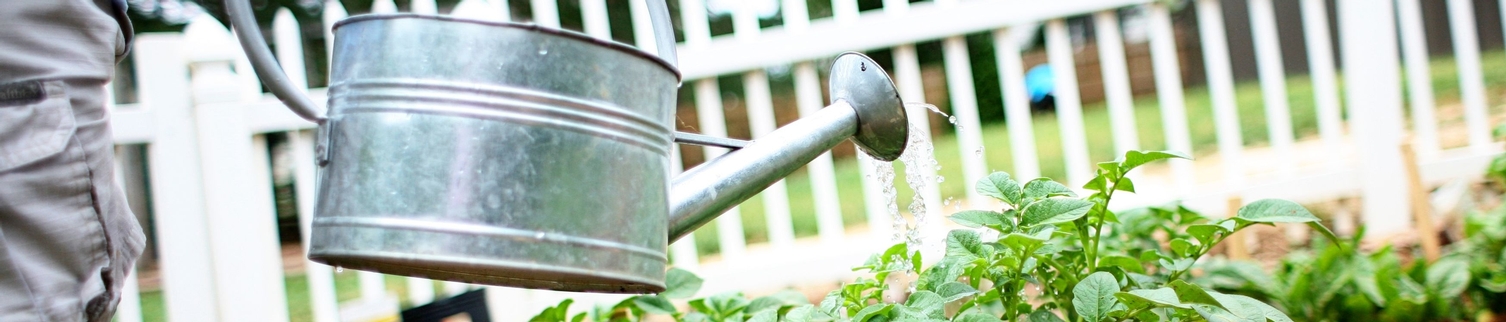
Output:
top-left (531, 150), bottom-right (1341, 321)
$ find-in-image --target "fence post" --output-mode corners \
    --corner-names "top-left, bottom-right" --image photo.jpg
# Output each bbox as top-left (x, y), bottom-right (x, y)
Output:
top-left (1337, 0), bottom-right (1411, 236)
top-left (135, 32), bottom-right (223, 322)
top-left (185, 16), bottom-right (292, 322)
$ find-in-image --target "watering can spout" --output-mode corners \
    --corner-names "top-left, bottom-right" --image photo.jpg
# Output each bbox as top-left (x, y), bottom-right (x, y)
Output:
top-left (667, 53), bottom-right (908, 243)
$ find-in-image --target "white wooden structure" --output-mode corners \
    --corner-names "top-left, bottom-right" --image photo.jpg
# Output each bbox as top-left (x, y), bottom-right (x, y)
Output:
top-left (102, 0), bottom-right (1501, 320)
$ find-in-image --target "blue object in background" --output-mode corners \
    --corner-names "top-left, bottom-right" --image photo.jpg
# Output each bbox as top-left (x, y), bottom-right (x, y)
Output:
top-left (1024, 64), bottom-right (1054, 103)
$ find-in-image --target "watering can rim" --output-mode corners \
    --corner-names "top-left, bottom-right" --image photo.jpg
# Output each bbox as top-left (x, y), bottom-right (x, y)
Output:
top-left (332, 13), bottom-right (683, 82)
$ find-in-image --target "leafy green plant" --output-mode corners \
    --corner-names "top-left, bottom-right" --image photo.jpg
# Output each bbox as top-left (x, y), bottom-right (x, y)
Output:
top-left (822, 150), bottom-right (1338, 321)
top-left (1198, 230), bottom-right (1468, 321)
top-left (1460, 169), bottom-right (1506, 319)
top-left (531, 150), bottom-right (1340, 321)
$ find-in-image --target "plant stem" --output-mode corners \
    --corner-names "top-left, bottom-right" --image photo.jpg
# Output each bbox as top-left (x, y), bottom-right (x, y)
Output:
top-left (1117, 307), bottom-right (1150, 322)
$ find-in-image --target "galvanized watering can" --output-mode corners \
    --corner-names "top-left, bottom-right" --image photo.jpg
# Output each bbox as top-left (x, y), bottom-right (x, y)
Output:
top-left (226, 0), bottom-right (909, 293)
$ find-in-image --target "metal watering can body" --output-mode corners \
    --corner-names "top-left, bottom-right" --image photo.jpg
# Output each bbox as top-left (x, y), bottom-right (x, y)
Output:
top-left (226, 0), bottom-right (906, 293)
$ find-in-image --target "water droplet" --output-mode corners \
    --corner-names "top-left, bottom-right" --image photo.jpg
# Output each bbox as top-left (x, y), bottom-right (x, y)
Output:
top-left (974, 147), bottom-right (984, 157)
top-left (335, 266), bottom-right (344, 273)
top-left (538, 49), bottom-right (549, 55)
top-left (534, 232), bottom-right (546, 239)
top-left (948, 116), bottom-right (958, 124)
top-left (937, 176), bottom-right (945, 183)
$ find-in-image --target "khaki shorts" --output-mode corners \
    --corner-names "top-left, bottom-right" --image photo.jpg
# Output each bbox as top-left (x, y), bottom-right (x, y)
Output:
top-left (0, 1), bottom-right (146, 321)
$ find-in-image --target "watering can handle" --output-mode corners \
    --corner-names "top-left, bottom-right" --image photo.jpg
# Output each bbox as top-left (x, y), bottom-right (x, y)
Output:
top-left (225, 0), bottom-right (326, 122)
top-left (223, 0), bottom-right (681, 123)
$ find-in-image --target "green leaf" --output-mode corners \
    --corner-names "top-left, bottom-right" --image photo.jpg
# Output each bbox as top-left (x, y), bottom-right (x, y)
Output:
top-left (850, 304), bottom-right (892, 322)
top-left (529, 298), bottom-right (574, 322)
top-left (1186, 224), bottom-right (1228, 246)
top-left (1083, 174), bottom-right (1109, 192)
top-left (1002, 232), bottom-right (1048, 252)
top-left (1158, 258), bottom-right (1193, 272)
top-left (746, 290), bottom-right (808, 313)
top-left (1098, 255), bottom-right (1146, 274)
top-left (1235, 199), bottom-right (1320, 224)
top-left (950, 210), bottom-right (1007, 229)
top-left (957, 312), bottom-right (1005, 322)
top-left (662, 268), bottom-right (704, 299)
top-left (784, 305), bottom-right (837, 322)
top-left (1169, 280), bottom-right (1226, 309)
top-left (903, 291), bottom-right (945, 319)
top-left (1027, 310), bottom-right (1066, 322)
top-left (747, 309), bottom-right (778, 322)
top-left (1170, 239), bottom-right (1195, 257)
top-left (634, 295), bottom-right (677, 315)
top-left (1023, 178), bottom-right (1077, 199)
top-left (1021, 197), bottom-right (1094, 227)
top-left (934, 282), bottom-right (980, 303)
top-left (1116, 288), bottom-right (1191, 309)
top-left (945, 230), bottom-right (986, 261)
top-left (1115, 176), bottom-right (1136, 193)
top-left (818, 291), bottom-right (843, 315)
top-left (977, 172), bottom-right (1025, 205)
top-left (1098, 161), bottom-right (1122, 176)
top-left (1120, 150), bottom-right (1192, 171)
top-left (1231, 294), bottom-right (1294, 322)
top-left (1073, 272), bottom-right (1123, 322)
top-left (1234, 199), bottom-right (1342, 246)
top-left (1425, 256), bottom-right (1471, 297)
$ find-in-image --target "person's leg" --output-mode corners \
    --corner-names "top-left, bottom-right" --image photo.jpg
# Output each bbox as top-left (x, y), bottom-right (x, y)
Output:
top-left (0, 1), bottom-right (145, 321)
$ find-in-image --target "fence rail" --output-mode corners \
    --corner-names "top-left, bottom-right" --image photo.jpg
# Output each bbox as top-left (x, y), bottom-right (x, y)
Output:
top-left (102, 0), bottom-right (1502, 320)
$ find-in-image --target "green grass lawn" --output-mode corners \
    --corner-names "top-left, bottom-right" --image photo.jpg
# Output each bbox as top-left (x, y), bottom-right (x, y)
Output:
top-left (688, 49), bottom-right (1506, 255)
top-left (132, 50), bottom-right (1506, 321)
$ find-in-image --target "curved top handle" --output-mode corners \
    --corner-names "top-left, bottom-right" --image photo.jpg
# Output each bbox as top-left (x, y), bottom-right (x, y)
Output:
top-left (226, 0), bottom-right (325, 122)
top-left (224, 0), bottom-right (681, 124)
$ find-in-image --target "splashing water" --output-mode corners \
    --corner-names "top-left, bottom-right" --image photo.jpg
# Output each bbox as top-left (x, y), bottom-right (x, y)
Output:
top-left (861, 152), bottom-right (904, 243)
top-left (899, 121), bottom-right (941, 250)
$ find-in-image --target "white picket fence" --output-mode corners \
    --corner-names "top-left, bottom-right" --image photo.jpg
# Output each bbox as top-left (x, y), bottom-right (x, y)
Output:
top-left (103, 0), bottom-right (1503, 320)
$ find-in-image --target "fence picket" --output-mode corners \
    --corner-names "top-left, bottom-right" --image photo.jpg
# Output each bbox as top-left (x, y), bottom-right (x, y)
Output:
top-left (783, 0), bottom-right (811, 29)
top-left (1045, 19), bottom-right (1092, 186)
top-left (1397, 0), bottom-right (1439, 157)
top-left (994, 28), bottom-right (1041, 180)
top-left (1300, 0), bottom-right (1345, 168)
top-left (581, 0), bottom-right (611, 39)
top-left (291, 131), bottom-right (339, 322)
top-left (323, 0), bottom-right (346, 61)
top-left (794, 62), bottom-right (846, 242)
top-left (679, 0), bottom-right (712, 46)
top-left (1095, 10), bottom-right (1140, 155)
top-left (1338, 0), bottom-right (1411, 236)
top-left (1145, 3), bottom-right (1195, 194)
top-left (1248, 0), bottom-right (1295, 177)
top-left (412, 0), bottom-right (437, 14)
top-left (1192, 0), bottom-right (1244, 188)
top-left (372, 0), bottom-right (397, 13)
top-left (941, 36), bottom-right (989, 206)
top-left (1446, 0), bottom-right (1493, 152)
top-left (629, 0), bottom-right (657, 55)
top-left (188, 18), bottom-right (290, 321)
top-left (273, 9), bottom-right (307, 90)
top-left (744, 70), bottom-right (797, 247)
top-left (111, 149), bottom-right (144, 322)
top-left (136, 33), bottom-right (220, 322)
top-left (530, 0), bottom-right (560, 27)
top-left (694, 79), bottom-right (748, 257)
top-left (833, 0), bottom-right (860, 23)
